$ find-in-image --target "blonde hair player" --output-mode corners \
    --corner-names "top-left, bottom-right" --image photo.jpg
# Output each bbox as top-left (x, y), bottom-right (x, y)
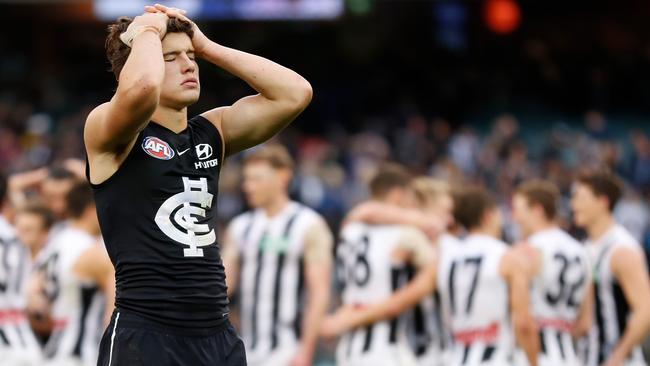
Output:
top-left (222, 144), bottom-right (333, 366)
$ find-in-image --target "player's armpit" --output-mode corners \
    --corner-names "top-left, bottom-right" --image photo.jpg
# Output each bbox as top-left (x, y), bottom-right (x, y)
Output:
top-left (608, 246), bottom-right (650, 360)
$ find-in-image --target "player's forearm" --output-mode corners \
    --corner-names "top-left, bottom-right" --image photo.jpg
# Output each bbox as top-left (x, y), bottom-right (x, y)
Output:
top-left (102, 273), bottom-right (116, 327)
top-left (200, 41), bottom-right (312, 107)
top-left (117, 32), bottom-right (165, 108)
top-left (515, 324), bottom-right (539, 366)
top-left (356, 271), bottom-right (434, 327)
top-left (300, 285), bottom-right (330, 357)
top-left (613, 309), bottom-right (650, 360)
top-left (349, 202), bottom-right (419, 226)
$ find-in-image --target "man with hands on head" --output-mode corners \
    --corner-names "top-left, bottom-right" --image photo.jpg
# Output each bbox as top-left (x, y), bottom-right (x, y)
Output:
top-left (85, 4), bottom-right (311, 365)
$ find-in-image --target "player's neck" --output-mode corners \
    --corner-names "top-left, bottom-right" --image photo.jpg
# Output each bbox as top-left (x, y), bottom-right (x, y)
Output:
top-left (262, 195), bottom-right (290, 218)
top-left (151, 106), bottom-right (188, 133)
top-left (528, 220), bottom-right (556, 237)
top-left (587, 213), bottom-right (615, 242)
top-left (70, 218), bottom-right (98, 237)
top-left (469, 227), bottom-right (497, 239)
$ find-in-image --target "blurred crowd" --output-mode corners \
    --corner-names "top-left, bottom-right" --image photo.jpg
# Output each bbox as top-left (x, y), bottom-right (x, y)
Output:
top-left (2, 96), bottom-right (649, 251)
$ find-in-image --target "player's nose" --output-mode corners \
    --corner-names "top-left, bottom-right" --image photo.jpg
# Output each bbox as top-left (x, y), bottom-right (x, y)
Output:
top-left (180, 53), bottom-right (196, 73)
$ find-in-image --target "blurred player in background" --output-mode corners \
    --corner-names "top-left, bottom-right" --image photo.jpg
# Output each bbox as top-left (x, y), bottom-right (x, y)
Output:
top-left (511, 180), bottom-right (591, 366)
top-left (571, 170), bottom-right (650, 366)
top-left (343, 177), bottom-right (458, 366)
top-left (7, 165), bottom-right (78, 226)
top-left (14, 203), bottom-right (56, 342)
top-left (0, 173), bottom-right (43, 365)
top-left (323, 164), bottom-right (438, 366)
top-left (35, 182), bottom-right (114, 366)
top-left (223, 145), bottom-right (333, 366)
top-left (84, 2), bottom-right (311, 364)
top-left (14, 203), bottom-right (54, 262)
top-left (438, 187), bottom-right (538, 366)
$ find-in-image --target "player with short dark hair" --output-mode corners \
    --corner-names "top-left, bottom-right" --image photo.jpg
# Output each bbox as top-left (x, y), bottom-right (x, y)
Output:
top-left (512, 179), bottom-right (591, 366)
top-left (85, 3), bottom-right (312, 365)
top-left (571, 169), bottom-right (650, 366)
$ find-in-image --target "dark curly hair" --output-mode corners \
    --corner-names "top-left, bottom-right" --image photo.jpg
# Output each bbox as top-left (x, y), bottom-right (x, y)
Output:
top-left (105, 16), bottom-right (194, 80)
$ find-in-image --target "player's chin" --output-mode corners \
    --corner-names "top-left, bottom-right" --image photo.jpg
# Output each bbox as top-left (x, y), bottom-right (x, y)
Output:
top-left (177, 89), bottom-right (200, 105)
top-left (573, 213), bottom-right (587, 227)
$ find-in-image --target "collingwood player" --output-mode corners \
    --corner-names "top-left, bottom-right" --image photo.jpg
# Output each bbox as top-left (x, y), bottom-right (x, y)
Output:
top-left (325, 186), bottom-right (540, 366)
top-left (323, 165), bottom-right (438, 366)
top-left (438, 187), bottom-right (538, 366)
top-left (35, 182), bottom-right (115, 366)
top-left (344, 177), bottom-right (458, 366)
top-left (222, 145), bottom-right (333, 366)
top-left (511, 180), bottom-right (591, 366)
top-left (14, 203), bottom-right (56, 341)
top-left (571, 170), bottom-right (650, 366)
top-left (0, 173), bottom-right (42, 366)
top-left (85, 3), bottom-right (312, 365)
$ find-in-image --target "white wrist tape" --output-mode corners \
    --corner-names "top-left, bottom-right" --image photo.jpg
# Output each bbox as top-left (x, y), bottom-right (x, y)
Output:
top-left (119, 25), bottom-right (161, 48)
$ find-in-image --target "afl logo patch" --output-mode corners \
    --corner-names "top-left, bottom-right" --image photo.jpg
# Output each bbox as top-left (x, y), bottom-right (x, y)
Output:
top-left (142, 136), bottom-right (174, 160)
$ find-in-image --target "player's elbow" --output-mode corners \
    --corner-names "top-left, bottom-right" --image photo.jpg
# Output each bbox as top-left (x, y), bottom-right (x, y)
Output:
top-left (288, 78), bottom-right (313, 111)
top-left (120, 75), bottom-right (162, 107)
top-left (514, 315), bottom-right (537, 338)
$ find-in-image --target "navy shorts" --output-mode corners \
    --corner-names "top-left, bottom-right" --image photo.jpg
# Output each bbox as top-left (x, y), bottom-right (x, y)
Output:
top-left (97, 310), bottom-right (246, 366)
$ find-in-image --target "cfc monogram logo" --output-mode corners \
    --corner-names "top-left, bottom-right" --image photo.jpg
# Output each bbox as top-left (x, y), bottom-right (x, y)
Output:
top-left (155, 177), bottom-right (215, 257)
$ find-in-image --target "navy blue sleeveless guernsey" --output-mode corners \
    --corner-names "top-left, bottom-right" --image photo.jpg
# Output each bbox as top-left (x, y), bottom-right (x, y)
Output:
top-left (87, 115), bottom-right (228, 329)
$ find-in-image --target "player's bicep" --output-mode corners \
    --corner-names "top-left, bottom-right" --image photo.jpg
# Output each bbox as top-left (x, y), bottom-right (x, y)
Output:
top-left (613, 247), bottom-right (650, 310)
top-left (222, 224), bottom-right (242, 295)
top-left (303, 216), bottom-right (334, 266)
top-left (221, 226), bottom-right (241, 270)
top-left (397, 227), bottom-right (435, 269)
top-left (73, 245), bottom-right (114, 288)
top-left (203, 94), bottom-right (304, 157)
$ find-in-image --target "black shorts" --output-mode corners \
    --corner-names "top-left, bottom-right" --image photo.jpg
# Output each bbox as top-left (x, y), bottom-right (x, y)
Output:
top-left (97, 309), bottom-right (246, 366)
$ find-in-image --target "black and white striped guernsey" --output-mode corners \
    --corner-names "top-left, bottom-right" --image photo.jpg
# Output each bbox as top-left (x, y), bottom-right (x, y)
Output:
top-left (36, 226), bottom-right (104, 366)
top-left (583, 224), bottom-right (647, 366)
top-left (0, 215), bottom-right (42, 365)
top-left (335, 222), bottom-right (418, 366)
top-left (229, 201), bottom-right (320, 365)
